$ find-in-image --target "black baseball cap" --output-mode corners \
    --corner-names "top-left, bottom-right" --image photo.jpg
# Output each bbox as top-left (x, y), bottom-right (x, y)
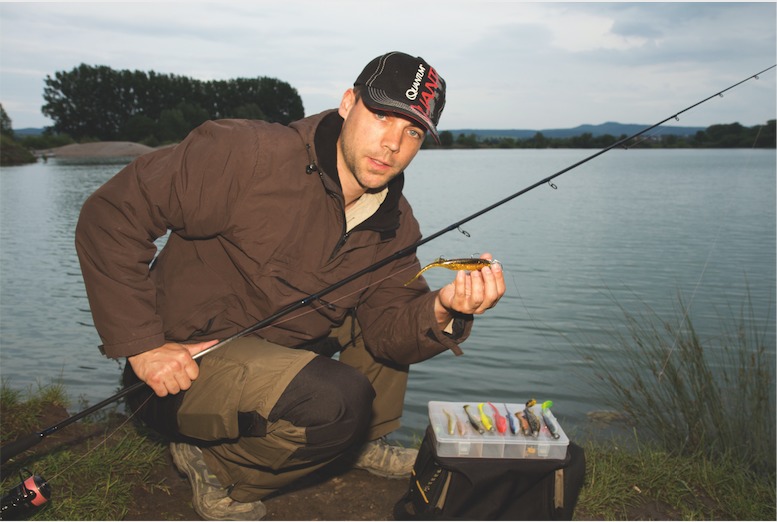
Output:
top-left (354, 51), bottom-right (446, 143)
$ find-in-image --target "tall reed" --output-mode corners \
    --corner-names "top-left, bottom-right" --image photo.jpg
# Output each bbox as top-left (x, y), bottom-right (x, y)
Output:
top-left (583, 293), bottom-right (775, 476)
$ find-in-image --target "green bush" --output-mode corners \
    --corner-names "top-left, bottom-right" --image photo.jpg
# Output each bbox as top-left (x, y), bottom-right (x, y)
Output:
top-left (19, 132), bottom-right (74, 150)
top-left (0, 134), bottom-right (37, 166)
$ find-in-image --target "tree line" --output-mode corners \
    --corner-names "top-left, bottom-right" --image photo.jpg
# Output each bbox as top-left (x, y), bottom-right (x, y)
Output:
top-left (41, 64), bottom-right (305, 144)
top-left (9, 62), bottom-right (776, 154)
top-left (429, 120), bottom-right (776, 149)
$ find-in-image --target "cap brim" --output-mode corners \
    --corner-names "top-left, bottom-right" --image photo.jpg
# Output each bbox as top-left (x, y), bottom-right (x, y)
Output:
top-left (361, 89), bottom-right (441, 144)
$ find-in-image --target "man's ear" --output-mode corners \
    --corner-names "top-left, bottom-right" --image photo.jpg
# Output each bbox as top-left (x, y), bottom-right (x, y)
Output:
top-left (338, 88), bottom-right (356, 119)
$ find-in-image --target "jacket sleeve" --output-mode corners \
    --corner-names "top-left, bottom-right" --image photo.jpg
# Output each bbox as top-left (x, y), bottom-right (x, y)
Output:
top-left (355, 205), bottom-right (474, 365)
top-left (75, 121), bottom-right (259, 358)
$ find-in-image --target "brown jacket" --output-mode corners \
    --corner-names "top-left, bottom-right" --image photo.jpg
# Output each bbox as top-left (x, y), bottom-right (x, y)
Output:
top-left (75, 110), bottom-right (472, 365)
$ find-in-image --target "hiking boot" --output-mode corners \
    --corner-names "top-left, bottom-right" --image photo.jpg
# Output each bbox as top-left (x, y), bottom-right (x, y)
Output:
top-left (170, 442), bottom-right (267, 521)
top-left (352, 437), bottom-right (418, 479)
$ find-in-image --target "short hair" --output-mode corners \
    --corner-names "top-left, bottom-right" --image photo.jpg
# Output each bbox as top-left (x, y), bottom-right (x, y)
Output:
top-left (353, 85), bottom-right (365, 103)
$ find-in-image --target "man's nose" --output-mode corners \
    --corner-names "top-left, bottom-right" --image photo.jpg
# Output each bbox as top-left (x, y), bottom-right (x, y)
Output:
top-left (382, 124), bottom-right (402, 153)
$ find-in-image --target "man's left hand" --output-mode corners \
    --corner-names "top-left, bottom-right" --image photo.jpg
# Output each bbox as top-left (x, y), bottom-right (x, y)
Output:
top-left (434, 252), bottom-right (505, 327)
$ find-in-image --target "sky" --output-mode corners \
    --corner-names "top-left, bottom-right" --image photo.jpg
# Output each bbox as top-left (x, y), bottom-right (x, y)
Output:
top-left (0, 1), bottom-right (775, 132)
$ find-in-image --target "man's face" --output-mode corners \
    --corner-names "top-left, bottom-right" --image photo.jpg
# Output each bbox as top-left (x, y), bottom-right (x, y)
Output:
top-left (337, 89), bottom-right (426, 195)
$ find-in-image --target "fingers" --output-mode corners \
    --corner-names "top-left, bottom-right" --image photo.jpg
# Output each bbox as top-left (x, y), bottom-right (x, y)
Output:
top-left (448, 275), bottom-right (474, 312)
top-left (187, 338), bottom-right (219, 359)
top-left (480, 260), bottom-right (505, 311)
top-left (477, 253), bottom-right (505, 309)
top-left (448, 258), bottom-right (505, 315)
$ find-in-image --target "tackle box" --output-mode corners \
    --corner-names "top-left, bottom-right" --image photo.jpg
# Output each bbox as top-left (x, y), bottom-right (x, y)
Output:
top-left (428, 400), bottom-right (570, 459)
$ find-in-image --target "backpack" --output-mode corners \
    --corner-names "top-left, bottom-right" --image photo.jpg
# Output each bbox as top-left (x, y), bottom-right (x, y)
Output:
top-left (394, 425), bottom-right (586, 520)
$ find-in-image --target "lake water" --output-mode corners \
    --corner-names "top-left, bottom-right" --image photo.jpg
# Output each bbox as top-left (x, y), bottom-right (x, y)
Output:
top-left (1, 149), bottom-right (774, 445)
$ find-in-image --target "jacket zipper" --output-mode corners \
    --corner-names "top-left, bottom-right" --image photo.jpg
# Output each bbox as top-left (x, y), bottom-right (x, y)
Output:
top-left (307, 143), bottom-right (352, 260)
top-left (328, 187), bottom-right (350, 259)
top-left (331, 229), bottom-right (350, 259)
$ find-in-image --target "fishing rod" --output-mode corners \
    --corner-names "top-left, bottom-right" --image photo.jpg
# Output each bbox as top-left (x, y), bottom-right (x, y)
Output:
top-left (2, 64), bottom-right (773, 468)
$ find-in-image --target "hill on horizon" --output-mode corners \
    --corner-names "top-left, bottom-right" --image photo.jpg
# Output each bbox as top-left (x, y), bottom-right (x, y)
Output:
top-left (445, 121), bottom-right (705, 140)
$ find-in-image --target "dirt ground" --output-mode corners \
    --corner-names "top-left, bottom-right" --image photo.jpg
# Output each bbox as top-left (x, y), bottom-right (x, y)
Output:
top-left (9, 405), bottom-right (410, 521)
top-left (123, 448), bottom-right (409, 521)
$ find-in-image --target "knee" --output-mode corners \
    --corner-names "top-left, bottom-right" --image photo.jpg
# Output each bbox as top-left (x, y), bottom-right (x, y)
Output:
top-left (272, 356), bottom-right (375, 458)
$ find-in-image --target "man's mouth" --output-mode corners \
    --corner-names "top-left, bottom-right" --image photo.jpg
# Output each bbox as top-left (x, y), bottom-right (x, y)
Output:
top-left (367, 156), bottom-right (392, 170)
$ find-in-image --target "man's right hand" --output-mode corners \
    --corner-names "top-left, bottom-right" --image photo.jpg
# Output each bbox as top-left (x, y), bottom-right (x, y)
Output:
top-left (128, 340), bottom-right (219, 397)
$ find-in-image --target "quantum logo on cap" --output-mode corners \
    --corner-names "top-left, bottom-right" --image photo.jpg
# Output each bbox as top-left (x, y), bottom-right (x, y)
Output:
top-left (405, 63), bottom-right (426, 101)
top-left (410, 66), bottom-right (441, 120)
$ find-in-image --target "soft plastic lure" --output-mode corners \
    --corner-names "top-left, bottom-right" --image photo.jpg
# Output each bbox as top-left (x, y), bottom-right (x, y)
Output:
top-left (478, 403), bottom-right (495, 432)
top-left (524, 399), bottom-right (542, 438)
top-left (456, 414), bottom-right (468, 436)
top-left (515, 411), bottom-right (531, 436)
top-left (404, 257), bottom-right (497, 286)
top-left (541, 400), bottom-right (562, 440)
top-left (504, 403), bottom-right (518, 434)
top-left (463, 404), bottom-right (485, 434)
top-left (442, 408), bottom-right (456, 436)
top-left (488, 402), bottom-right (507, 434)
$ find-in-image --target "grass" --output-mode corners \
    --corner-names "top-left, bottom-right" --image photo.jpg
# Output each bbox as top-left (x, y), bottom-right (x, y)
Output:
top-left (577, 432), bottom-right (776, 520)
top-left (0, 380), bottom-right (70, 439)
top-left (0, 382), bottom-right (168, 520)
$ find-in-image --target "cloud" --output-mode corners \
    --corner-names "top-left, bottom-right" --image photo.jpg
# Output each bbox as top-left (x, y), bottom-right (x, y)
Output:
top-left (1, 1), bottom-right (774, 130)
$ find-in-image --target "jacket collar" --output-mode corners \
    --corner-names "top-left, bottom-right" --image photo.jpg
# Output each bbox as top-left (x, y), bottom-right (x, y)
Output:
top-left (313, 111), bottom-right (403, 236)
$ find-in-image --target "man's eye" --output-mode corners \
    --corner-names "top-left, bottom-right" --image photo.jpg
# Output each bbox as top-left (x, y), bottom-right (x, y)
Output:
top-left (374, 111), bottom-right (388, 120)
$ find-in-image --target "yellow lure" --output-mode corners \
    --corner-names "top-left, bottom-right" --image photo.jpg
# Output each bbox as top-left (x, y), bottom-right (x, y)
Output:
top-left (478, 402), bottom-right (494, 432)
